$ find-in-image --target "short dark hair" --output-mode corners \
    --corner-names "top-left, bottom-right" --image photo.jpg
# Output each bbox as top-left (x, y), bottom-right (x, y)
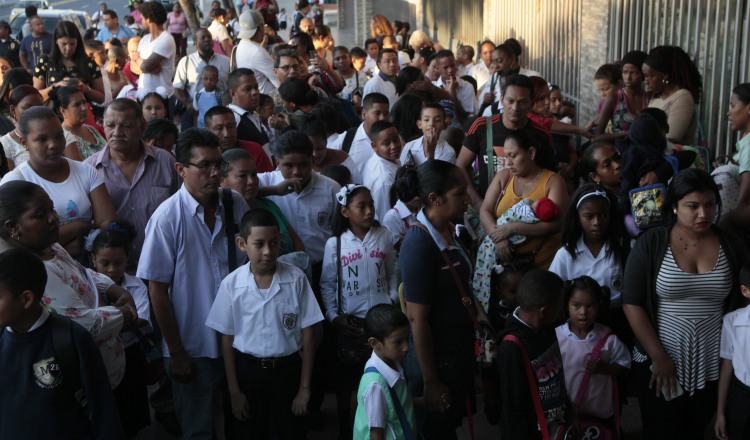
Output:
top-left (201, 64), bottom-right (219, 76)
top-left (105, 98), bottom-right (143, 121)
top-left (276, 130), bottom-right (313, 157)
top-left (278, 77), bottom-right (317, 107)
top-left (502, 73), bottom-right (534, 98)
top-left (377, 48), bottom-right (397, 64)
top-left (84, 39), bottom-right (104, 51)
top-left (227, 68), bottom-right (255, 90)
top-left (204, 105), bottom-right (234, 128)
top-left (294, 114), bottom-right (328, 140)
top-left (221, 148), bottom-right (253, 178)
top-left (349, 47), bottom-right (366, 59)
top-left (18, 106), bottom-right (58, 137)
top-left (362, 92), bottom-right (389, 111)
top-left (594, 63), bottom-right (621, 84)
top-left (175, 128), bottom-right (220, 164)
top-left (274, 49), bottom-right (298, 68)
top-left (368, 120), bottom-right (395, 142)
top-left (0, 181), bottom-right (44, 240)
top-left (140, 1), bottom-right (168, 25)
top-left (365, 304), bottom-right (409, 341)
top-left (741, 262), bottom-right (750, 289)
top-left (259, 94), bottom-right (274, 108)
top-left (364, 38), bottom-right (378, 49)
top-left (103, 9), bottom-right (118, 20)
top-left (143, 118), bottom-right (178, 144)
top-left (24, 5), bottom-right (37, 17)
top-left (320, 164), bottom-right (351, 186)
top-left (433, 49), bottom-right (455, 63)
top-left (421, 102), bottom-right (445, 118)
top-left (239, 208), bottom-right (279, 239)
top-left (0, 248), bottom-right (47, 302)
top-left (517, 269), bottom-right (564, 312)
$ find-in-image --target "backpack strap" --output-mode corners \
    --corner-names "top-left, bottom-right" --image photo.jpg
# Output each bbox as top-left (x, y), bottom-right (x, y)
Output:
top-left (49, 313), bottom-right (90, 419)
top-left (221, 188), bottom-right (238, 273)
top-left (336, 235), bottom-right (343, 316)
top-left (341, 126), bottom-right (358, 154)
top-left (573, 330), bottom-right (620, 437)
top-left (363, 366), bottom-right (415, 440)
top-left (485, 116), bottom-right (494, 185)
top-left (502, 334), bottom-right (550, 440)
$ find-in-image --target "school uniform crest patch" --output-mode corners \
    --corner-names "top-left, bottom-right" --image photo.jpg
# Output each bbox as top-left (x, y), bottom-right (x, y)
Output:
top-left (317, 211), bottom-right (329, 227)
top-left (33, 357), bottom-right (62, 388)
top-left (282, 313), bottom-right (298, 330)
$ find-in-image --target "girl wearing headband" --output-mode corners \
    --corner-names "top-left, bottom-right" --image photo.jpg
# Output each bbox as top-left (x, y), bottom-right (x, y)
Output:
top-left (320, 184), bottom-right (399, 438)
top-left (550, 183), bottom-right (632, 344)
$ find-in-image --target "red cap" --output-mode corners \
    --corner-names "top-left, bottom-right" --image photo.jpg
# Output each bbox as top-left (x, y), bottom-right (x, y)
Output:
top-left (534, 197), bottom-right (560, 222)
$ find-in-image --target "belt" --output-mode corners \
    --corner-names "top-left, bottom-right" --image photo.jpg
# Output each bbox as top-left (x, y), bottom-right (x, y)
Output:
top-left (236, 351), bottom-right (301, 369)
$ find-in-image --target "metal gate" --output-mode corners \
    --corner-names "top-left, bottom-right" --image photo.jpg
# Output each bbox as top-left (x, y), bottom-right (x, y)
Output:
top-left (608, 0), bottom-right (750, 155)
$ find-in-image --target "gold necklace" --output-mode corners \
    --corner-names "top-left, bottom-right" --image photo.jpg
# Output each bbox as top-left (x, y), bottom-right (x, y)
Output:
top-left (515, 168), bottom-right (542, 190)
top-left (675, 230), bottom-right (698, 251)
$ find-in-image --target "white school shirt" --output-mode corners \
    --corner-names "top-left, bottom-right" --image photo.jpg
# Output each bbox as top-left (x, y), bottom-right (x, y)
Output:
top-left (362, 72), bottom-right (398, 109)
top-left (433, 76), bottom-right (476, 114)
top-left (258, 171), bottom-right (340, 264)
top-left (363, 154), bottom-right (400, 222)
top-left (119, 273), bottom-right (152, 349)
top-left (470, 61), bottom-right (491, 91)
top-left (399, 136), bottom-right (457, 166)
top-left (548, 237), bottom-right (624, 307)
top-left (721, 304), bottom-right (750, 386)
top-left (205, 261), bottom-right (323, 357)
top-left (555, 322), bottom-right (630, 419)
top-left (136, 186), bottom-right (249, 358)
top-left (361, 350), bottom-right (408, 435)
top-left (362, 56), bottom-right (378, 77)
top-left (137, 31), bottom-right (176, 99)
top-left (457, 62), bottom-right (474, 79)
top-left (381, 200), bottom-right (418, 247)
top-left (320, 227), bottom-right (398, 322)
top-left (1, 158), bottom-right (103, 225)
top-left (328, 123), bottom-right (373, 178)
top-left (341, 154), bottom-right (362, 185)
top-left (236, 39), bottom-right (280, 94)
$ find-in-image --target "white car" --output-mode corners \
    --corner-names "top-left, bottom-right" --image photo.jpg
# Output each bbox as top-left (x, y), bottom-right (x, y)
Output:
top-left (10, 10), bottom-right (86, 41)
top-left (9, 0), bottom-right (51, 23)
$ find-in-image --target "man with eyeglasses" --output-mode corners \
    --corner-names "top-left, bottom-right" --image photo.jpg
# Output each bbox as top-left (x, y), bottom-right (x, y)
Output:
top-left (236, 10), bottom-right (279, 96)
top-left (85, 99), bottom-right (179, 272)
top-left (138, 128), bottom-right (250, 439)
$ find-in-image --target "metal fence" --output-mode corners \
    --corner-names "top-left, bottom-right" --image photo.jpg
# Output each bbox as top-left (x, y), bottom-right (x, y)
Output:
top-left (608, 0), bottom-right (749, 155)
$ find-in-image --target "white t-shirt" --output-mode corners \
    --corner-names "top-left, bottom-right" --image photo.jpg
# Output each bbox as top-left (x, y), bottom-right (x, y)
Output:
top-left (137, 31), bottom-right (176, 99)
top-left (399, 136), bottom-right (457, 166)
top-left (363, 154), bottom-right (400, 222)
top-left (0, 158), bottom-right (104, 224)
top-left (0, 133), bottom-right (28, 167)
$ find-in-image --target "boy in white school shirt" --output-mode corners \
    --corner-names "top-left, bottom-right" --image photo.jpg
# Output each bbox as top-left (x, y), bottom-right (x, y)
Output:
top-left (363, 120), bottom-right (403, 222)
top-left (206, 208), bottom-right (323, 438)
top-left (399, 103), bottom-right (457, 166)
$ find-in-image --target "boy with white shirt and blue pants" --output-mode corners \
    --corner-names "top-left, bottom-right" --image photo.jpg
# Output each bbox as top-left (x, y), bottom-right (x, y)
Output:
top-left (206, 208), bottom-right (323, 438)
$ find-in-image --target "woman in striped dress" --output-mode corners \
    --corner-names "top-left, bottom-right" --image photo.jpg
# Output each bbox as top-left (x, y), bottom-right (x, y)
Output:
top-left (623, 168), bottom-right (748, 439)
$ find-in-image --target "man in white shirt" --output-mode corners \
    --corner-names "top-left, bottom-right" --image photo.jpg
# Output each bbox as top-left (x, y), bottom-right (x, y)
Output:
top-left (328, 93), bottom-right (390, 177)
top-left (92, 2), bottom-right (108, 30)
top-left (133, 2), bottom-right (175, 99)
top-left (470, 40), bottom-right (495, 91)
top-left (362, 49), bottom-right (399, 109)
top-left (236, 9), bottom-right (279, 95)
top-left (137, 128), bottom-right (249, 438)
top-left (456, 45), bottom-right (475, 78)
top-left (433, 49), bottom-right (476, 115)
top-left (173, 28), bottom-right (230, 129)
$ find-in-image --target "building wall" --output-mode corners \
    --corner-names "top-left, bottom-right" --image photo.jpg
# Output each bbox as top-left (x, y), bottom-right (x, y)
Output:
top-left (356, 0), bottom-right (750, 156)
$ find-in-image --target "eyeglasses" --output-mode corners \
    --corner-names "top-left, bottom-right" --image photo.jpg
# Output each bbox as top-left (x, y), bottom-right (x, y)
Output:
top-left (278, 64), bottom-right (301, 72)
top-left (184, 160), bottom-right (226, 173)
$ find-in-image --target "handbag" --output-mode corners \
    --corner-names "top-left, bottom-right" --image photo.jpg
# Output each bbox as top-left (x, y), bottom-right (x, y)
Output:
top-left (335, 235), bottom-right (371, 365)
top-left (502, 334), bottom-right (578, 440)
top-left (628, 183), bottom-right (667, 229)
top-left (574, 331), bottom-right (620, 440)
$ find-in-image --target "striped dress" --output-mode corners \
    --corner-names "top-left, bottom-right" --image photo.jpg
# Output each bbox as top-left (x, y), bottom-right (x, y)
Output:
top-left (633, 246), bottom-right (731, 395)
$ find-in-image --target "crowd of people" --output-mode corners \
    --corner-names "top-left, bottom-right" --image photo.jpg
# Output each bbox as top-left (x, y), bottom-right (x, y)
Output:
top-left (1, 2), bottom-right (750, 440)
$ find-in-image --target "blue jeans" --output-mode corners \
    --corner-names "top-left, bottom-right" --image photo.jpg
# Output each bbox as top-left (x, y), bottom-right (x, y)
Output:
top-left (164, 357), bottom-right (224, 440)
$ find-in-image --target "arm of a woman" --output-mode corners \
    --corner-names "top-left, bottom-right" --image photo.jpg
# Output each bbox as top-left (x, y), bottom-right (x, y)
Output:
top-left (663, 90), bottom-right (695, 143)
top-left (623, 304), bottom-right (676, 397)
top-left (550, 119), bottom-right (593, 138)
top-left (594, 93), bottom-right (617, 136)
top-left (90, 184), bottom-right (116, 229)
top-left (86, 77), bottom-right (106, 105)
top-left (479, 169), bottom-right (509, 237)
top-left (57, 219), bottom-right (90, 251)
top-left (34, 76), bottom-right (53, 102)
top-left (499, 173), bottom-right (569, 238)
top-left (724, 172), bottom-right (750, 230)
top-left (64, 142), bottom-right (84, 161)
top-left (407, 301), bottom-right (450, 412)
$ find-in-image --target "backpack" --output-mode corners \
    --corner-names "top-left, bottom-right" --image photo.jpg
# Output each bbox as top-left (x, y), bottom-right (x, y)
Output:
top-left (341, 126), bottom-right (358, 154)
top-left (712, 163), bottom-right (741, 218)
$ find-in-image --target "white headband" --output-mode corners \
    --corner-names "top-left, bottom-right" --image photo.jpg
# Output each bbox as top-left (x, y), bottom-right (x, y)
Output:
top-left (576, 189), bottom-right (609, 210)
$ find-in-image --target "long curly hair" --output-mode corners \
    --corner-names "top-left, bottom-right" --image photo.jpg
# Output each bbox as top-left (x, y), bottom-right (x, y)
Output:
top-left (370, 15), bottom-right (393, 39)
top-left (644, 45), bottom-right (703, 103)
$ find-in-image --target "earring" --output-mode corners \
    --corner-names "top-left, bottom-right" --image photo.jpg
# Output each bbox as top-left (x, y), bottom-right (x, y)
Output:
top-left (435, 202), bottom-right (440, 206)
top-left (662, 77), bottom-right (669, 85)
top-left (673, 209), bottom-right (677, 214)
top-left (11, 231), bottom-right (19, 240)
